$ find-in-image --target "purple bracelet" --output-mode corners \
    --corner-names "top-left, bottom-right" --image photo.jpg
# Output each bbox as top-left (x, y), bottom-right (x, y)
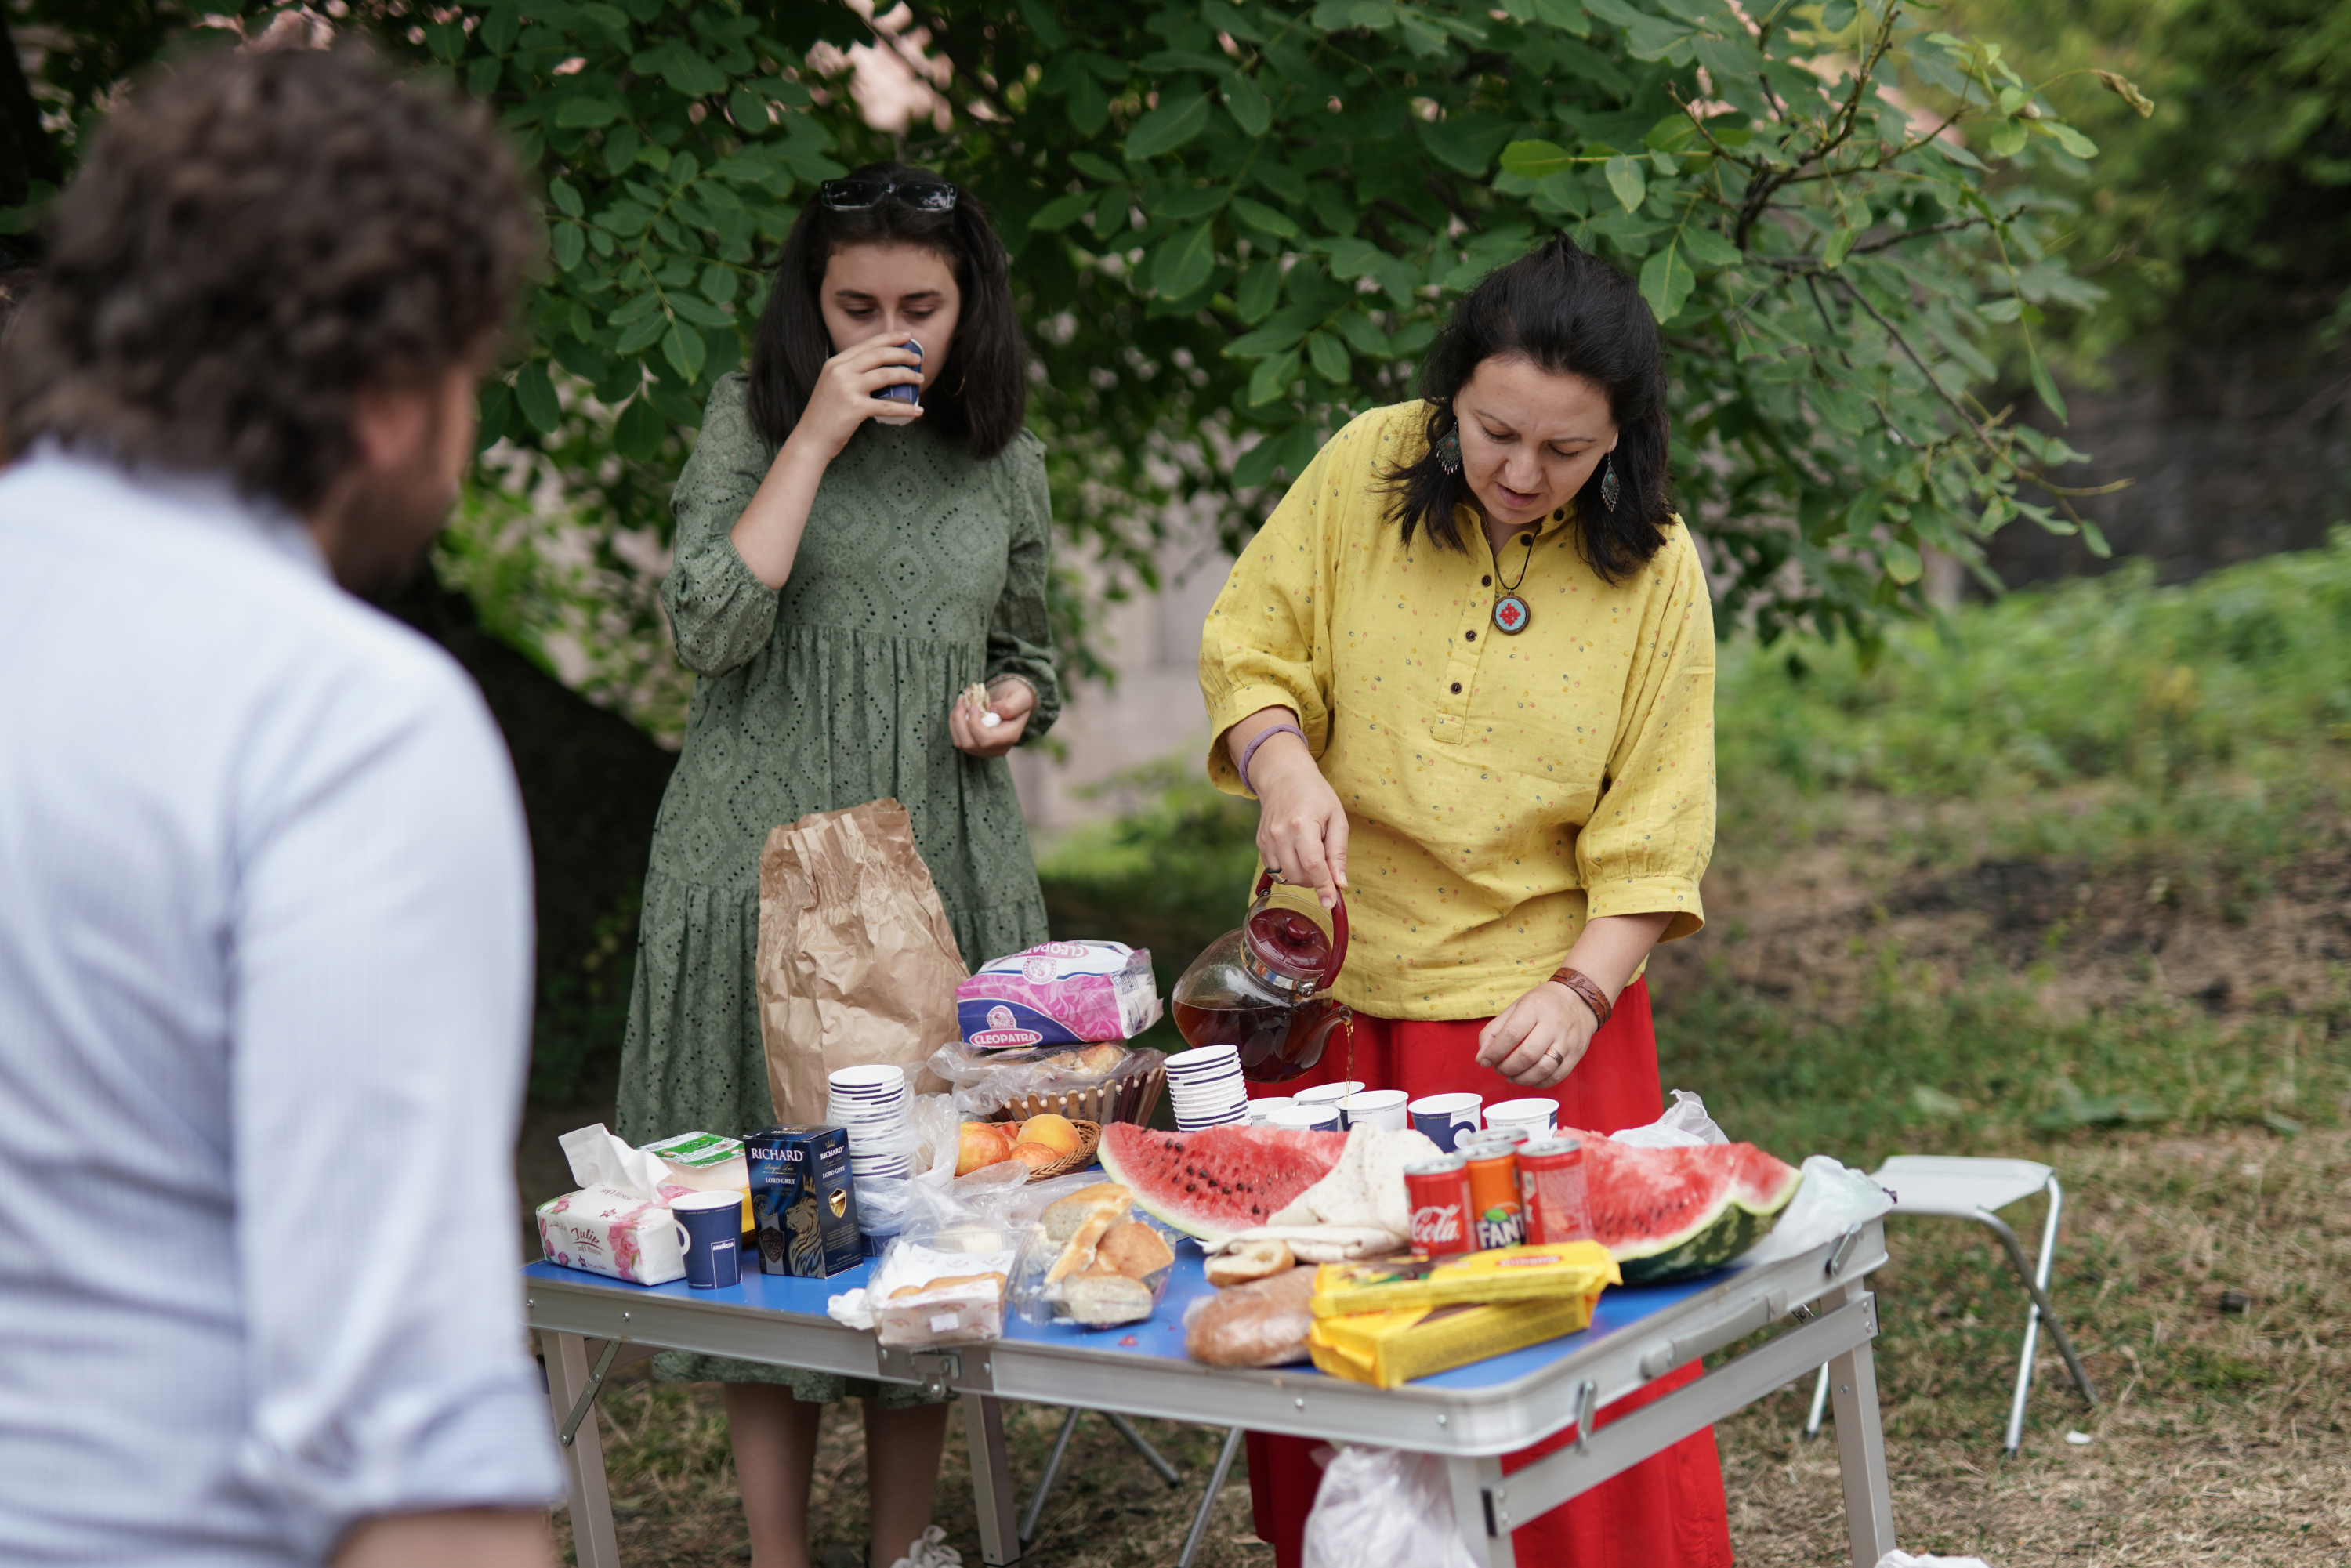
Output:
top-left (1237, 722), bottom-right (1308, 795)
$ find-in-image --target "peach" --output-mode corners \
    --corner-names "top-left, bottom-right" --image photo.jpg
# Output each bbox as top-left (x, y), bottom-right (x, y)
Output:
top-left (955, 1121), bottom-right (1016, 1178)
top-left (1016, 1113), bottom-right (1082, 1157)
top-left (1009, 1140), bottom-right (1063, 1171)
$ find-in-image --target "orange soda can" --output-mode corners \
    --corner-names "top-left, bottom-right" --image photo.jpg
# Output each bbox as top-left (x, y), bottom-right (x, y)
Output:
top-left (1462, 1146), bottom-right (1524, 1251)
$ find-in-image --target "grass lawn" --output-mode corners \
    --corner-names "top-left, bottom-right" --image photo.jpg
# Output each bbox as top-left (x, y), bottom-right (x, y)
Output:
top-left (545, 540), bottom-right (2351, 1565)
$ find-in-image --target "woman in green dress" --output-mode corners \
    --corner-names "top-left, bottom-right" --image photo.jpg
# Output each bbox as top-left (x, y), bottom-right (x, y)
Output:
top-left (616, 164), bottom-right (1058, 1568)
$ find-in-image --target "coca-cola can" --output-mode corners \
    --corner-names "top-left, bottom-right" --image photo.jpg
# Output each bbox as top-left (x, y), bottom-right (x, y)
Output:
top-left (1404, 1155), bottom-right (1476, 1258)
top-left (1516, 1136), bottom-right (1588, 1245)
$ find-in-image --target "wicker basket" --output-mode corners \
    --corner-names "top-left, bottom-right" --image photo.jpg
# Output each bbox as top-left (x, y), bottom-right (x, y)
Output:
top-left (1006, 1118), bottom-right (1103, 1182)
top-left (989, 1063), bottom-right (1166, 1131)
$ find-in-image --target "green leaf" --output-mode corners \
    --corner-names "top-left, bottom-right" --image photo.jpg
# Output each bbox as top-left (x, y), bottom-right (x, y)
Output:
top-left (1016, 0), bottom-right (1070, 49)
top-left (1987, 121), bottom-right (2028, 160)
top-left (466, 56), bottom-right (504, 100)
top-left (549, 176), bottom-right (585, 219)
top-left (1976, 296), bottom-right (2023, 323)
top-left (481, 5), bottom-right (522, 54)
top-left (656, 42), bottom-right (729, 99)
top-left (1225, 74), bottom-right (1272, 139)
top-left (1639, 239), bottom-right (1696, 323)
top-left (1532, 0), bottom-right (1588, 32)
top-left (603, 122), bottom-right (643, 175)
top-left (664, 320), bottom-right (708, 382)
top-left (1067, 74), bottom-right (1110, 136)
top-left (2042, 121), bottom-right (2098, 159)
top-left (552, 222), bottom-right (585, 272)
top-left (1879, 538), bottom-right (1922, 585)
top-left (1679, 226), bottom-right (1741, 268)
top-left (1230, 195), bottom-right (1299, 238)
top-left (1605, 154), bottom-right (1646, 214)
top-left (2027, 350), bottom-right (2069, 424)
top-left (1125, 92), bottom-right (1214, 161)
top-left (1500, 139), bottom-right (1574, 179)
top-left (1235, 259), bottom-right (1284, 324)
top-left (514, 359), bottom-right (560, 434)
top-left (701, 264), bottom-right (740, 305)
top-left (1029, 191), bottom-right (1094, 232)
top-left (668, 294), bottom-right (733, 328)
top-left (614, 311), bottom-right (668, 353)
top-left (1306, 330), bottom-right (1351, 383)
top-left (1233, 427), bottom-right (1290, 488)
top-left (1152, 222), bottom-right (1219, 299)
top-left (1821, 225), bottom-right (1857, 270)
top-left (609, 292), bottom-right (664, 327)
top-left (1248, 346), bottom-right (1302, 405)
top-left (729, 87), bottom-right (770, 136)
top-left (475, 381), bottom-right (512, 451)
top-left (1070, 151), bottom-right (1125, 183)
top-left (615, 394), bottom-right (667, 460)
top-left (555, 96), bottom-right (626, 128)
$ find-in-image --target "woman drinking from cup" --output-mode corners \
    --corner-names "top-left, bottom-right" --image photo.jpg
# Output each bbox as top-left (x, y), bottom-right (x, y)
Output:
top-left (1201, 236), bottom-right (1726, 1566)
top-left (617, 164), bottom-right (1056, 1568)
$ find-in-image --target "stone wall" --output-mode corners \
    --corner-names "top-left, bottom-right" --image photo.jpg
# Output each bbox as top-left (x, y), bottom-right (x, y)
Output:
top-left (1989, 331), bottom-right (2351, 588)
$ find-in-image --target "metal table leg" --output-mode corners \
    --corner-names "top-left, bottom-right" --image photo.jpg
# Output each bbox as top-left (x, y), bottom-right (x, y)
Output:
top-left (1448, 1451), bottom-right (1516, 1568)
top-left (1176, 1429), bottom-right (1244, 1568)
top-left (542, 1331), bottom-right (622, 1568)
top-left (1823, 1283), bottom-right (1896, 1568)
top-left (1019, 1407), bottom-right (1081, 1547)
top-left (962, 1394), bottom-right (1021, 1566)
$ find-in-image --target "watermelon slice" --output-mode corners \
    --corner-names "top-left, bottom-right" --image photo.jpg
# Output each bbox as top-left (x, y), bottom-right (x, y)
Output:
top-left (1577, 1136), bottom-right (1804, 1283)
top-left (1097, 1123), bottom-right (1348, 1243)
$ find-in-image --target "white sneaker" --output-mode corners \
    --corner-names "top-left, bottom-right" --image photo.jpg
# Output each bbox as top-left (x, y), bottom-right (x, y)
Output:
top-left (886, 1525), bottom-right (963, 1568)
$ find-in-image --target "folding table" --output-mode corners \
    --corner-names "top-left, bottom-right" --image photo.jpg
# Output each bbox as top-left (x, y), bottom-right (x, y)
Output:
top-left (529, 1219), bottom-right (1896, 1568)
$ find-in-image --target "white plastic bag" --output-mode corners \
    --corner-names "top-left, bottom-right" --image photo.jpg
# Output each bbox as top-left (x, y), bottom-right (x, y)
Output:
top-left (1299, 1447), bottom-right (1478, 1568)
top-left (1608, 1088), bottom-right (1728, 1147)
top-left (1875, 1552), bottom-right (1993, 1568)
top-left (1735, 1155), bottom-right (1895, 1268)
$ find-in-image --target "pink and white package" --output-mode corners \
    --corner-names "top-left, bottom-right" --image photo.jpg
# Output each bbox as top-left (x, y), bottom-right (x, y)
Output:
top-left (956, 940), bottom-right (1161, 1048)
top-left (535, 1186), bottom-right (687, 1285)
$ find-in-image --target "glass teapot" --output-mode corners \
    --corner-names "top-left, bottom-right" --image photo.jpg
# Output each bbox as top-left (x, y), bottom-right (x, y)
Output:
top-left (1169, 871), bottom-right (1352, 1082)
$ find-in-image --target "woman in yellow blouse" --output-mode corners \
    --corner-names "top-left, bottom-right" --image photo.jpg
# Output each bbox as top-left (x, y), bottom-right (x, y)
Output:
top-left (1201, 237), bottom-right (1726, 1568)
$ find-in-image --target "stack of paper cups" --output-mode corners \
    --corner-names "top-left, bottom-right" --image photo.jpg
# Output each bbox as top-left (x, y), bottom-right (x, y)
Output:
top-left (1165, 1045), bottom-right (1248, 1130)
top-left (826, 1064), bottom-right (914, 1183)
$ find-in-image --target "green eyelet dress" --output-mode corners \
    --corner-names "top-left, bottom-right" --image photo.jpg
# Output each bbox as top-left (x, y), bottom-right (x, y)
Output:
top-left (617, 372), bottom-right (1059, 1401)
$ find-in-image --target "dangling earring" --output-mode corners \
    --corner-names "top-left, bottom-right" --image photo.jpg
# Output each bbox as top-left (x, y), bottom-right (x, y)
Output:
top-left (1435, 426), bottom-right (1462, 476)
top-left (1599, 451), bottom-right (1620, 512)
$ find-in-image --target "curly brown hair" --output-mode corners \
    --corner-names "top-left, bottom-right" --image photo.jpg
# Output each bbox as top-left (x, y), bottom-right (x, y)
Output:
top-left (4, 45), bottom-right (538, 512)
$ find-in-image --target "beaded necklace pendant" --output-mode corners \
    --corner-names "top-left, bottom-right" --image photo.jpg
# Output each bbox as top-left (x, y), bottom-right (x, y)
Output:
top-left (1492, 595), bottom-right (1531, 634)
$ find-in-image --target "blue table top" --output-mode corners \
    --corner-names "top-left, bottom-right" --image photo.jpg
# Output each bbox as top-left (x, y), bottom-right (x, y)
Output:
top-left (525, 1237), bottom-right (1734, 1391)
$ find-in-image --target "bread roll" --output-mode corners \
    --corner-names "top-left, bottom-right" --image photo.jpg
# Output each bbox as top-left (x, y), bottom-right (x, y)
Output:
top-left (1095, 1221), bottom-right (1174, 1280)
top-left (1204, 1237), bottom-right (1293, 1287)
top-left (1186, 1267), bottom-right (1315, 1367)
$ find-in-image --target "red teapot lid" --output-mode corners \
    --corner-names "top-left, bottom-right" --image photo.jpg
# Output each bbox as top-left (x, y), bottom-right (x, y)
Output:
top-left (1241, 870), bottom-right (1349, 998)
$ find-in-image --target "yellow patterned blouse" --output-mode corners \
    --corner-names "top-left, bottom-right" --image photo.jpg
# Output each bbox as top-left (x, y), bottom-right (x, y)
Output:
top-left (1199, 400), bottom-right (1716, 1021)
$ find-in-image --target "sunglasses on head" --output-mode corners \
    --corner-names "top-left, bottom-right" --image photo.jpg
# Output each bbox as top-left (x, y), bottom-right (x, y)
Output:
top-left (817, 177), bottom-right (960, 213)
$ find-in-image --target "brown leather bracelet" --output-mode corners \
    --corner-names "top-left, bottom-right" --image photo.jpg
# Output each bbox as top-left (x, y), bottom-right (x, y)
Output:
top-left (1548, 965), bottom-right (1614, 1030)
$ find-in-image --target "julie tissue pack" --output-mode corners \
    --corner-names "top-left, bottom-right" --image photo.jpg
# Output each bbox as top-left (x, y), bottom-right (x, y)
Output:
top-left (537, 1124), bottom-right (712, 1286)
top-left (957, 940), bottom-right (1161, 1049)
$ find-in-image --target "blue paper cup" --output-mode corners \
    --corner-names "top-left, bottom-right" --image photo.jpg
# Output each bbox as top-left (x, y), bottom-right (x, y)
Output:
top-left (1407, 1092), bottom-right (1483, 1153)
top-left (672, 1191), bottom-right (744, 1289)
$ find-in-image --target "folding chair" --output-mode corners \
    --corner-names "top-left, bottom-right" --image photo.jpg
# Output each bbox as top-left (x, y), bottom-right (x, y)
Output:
top-left (1805, 1156), bottom-right (2097, 1451)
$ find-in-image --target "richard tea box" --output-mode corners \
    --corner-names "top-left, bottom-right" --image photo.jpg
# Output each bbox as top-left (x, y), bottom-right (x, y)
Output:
top-left (745, 1124), bottom-right (861, 1279)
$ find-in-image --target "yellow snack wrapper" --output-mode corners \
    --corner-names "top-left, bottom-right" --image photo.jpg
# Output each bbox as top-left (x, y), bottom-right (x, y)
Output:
top-left (1310, 1242), bottom-right (1619, 1319)
top-left (1308, 1295), bottom-right (1600, 1389)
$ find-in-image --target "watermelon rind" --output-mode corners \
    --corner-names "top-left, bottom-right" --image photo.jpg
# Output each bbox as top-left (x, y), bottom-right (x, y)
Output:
top-left (1614, 1178), bottom-right (1802, 1283)
top-left (1581, 1139), bottom-right (1806, 1284)
top-left (1097, 1123), bottom-right (1346, 1243)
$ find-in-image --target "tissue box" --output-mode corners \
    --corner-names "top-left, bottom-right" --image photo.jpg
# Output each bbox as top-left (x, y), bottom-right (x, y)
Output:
top-left (642, 1129), bottom-right (752, 1233)
top-left (957, 940), bottom-right (1160, 1048)
top-left (746, 1125), bottom-right (861, 1279)
top-left (537, 1185), bottom-right (686, 1286)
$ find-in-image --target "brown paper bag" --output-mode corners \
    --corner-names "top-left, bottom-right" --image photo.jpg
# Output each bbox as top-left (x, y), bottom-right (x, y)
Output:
top-left (756, 799), bottom-right (965, 1125)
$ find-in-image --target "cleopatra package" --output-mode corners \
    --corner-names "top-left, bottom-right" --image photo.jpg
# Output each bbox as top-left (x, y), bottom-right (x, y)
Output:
top-left (1310, 1243), bottom-right (1618, 1319)
top-left (746, 1125), bottom-right (862, 1279)
top-left (957, 940), bottom-right (1161, 1048)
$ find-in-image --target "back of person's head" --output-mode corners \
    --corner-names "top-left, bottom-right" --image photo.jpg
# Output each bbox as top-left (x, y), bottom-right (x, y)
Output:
top-left (1389, 234), bottom-right (1673, 581)
top-left (4, 45), bottom-right (537, 514)
top-left (748, 161), bottom-right (1028, 460)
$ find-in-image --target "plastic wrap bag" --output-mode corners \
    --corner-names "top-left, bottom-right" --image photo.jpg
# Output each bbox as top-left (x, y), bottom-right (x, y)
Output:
top-left (1608, 1088), bottom-right (1727, 1147)
top-left (828, 1162), bottom-right (1073, 1343)
top-left (1875, 1553), bottom-right (1993, 1568)
top-left (836, 1091), bottom-right (965, 1244)
top-left (927, 1038), bottom-right (1157, 1117)
top-left (1733, 1155), bottom-right (1895, 1268)
top-left (1299, 1447), bottom-right (1478, 1568)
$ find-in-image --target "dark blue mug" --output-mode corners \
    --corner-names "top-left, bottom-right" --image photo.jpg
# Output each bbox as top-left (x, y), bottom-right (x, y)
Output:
top-left (672, 1191), bottom-right (744, 1289)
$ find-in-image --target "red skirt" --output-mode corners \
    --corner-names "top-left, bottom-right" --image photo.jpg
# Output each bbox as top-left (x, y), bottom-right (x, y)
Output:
top-left (1244, 980), bottom-right (1734, 1568)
